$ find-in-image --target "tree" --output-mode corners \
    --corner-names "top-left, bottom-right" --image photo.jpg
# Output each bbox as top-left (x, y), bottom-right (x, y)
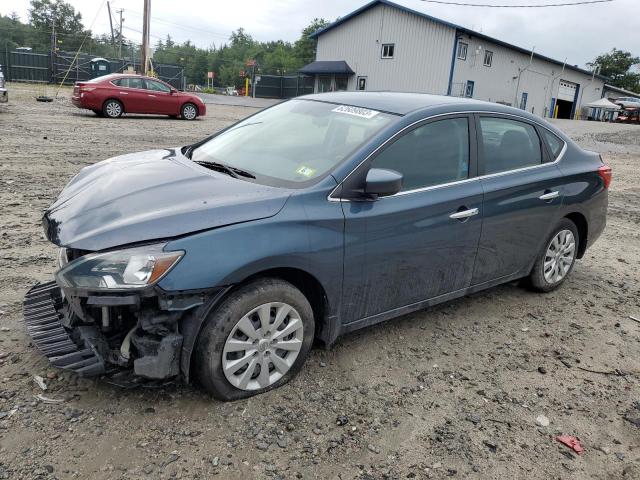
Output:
top-left (294, 18), bottom-right (330, 65)
top-left (28, 0), bottom-right (88, 52)
top-left (29, 0), bottom-right (83, 33)
top-left (589, 48), bottom-right (640, 93)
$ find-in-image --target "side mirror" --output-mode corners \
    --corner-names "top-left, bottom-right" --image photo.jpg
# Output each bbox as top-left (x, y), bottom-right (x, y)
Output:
top-left (364, 168), bottom-right (403, 198)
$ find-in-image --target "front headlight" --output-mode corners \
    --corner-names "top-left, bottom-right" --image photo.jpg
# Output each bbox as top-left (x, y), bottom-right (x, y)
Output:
top-left (56, 244), bottom-right (184, 290)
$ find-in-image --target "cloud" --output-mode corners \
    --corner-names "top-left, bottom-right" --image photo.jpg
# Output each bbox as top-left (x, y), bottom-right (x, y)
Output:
top-left (2, 0), bottom-right (637, 68)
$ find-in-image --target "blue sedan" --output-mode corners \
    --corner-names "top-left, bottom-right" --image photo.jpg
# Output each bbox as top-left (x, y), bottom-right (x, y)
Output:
top-left (25, 92), bottom-right (610, 400)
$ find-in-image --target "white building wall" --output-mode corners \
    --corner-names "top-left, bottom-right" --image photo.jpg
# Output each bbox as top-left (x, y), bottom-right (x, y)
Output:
top-left (451, 33), bottom-right (605, 118)
top-left (315, 3), bottom-right (456, 94)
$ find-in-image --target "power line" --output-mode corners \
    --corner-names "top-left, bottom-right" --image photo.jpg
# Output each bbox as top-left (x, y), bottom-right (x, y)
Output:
top-left (123, 9), bottom-right (230, 40)
top-left (419, 0), bottom-right (614, 6)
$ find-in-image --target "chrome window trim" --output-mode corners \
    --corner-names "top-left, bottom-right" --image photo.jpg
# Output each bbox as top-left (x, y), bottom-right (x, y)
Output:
top-left (327, 110), bottom-right (567, 203)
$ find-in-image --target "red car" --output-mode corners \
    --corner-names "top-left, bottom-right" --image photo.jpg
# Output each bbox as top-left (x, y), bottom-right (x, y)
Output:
top-left (71, 74), bottom-right (206, 120)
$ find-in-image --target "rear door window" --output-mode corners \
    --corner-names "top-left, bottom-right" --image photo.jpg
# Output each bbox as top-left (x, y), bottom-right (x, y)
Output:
top-left (479, 117), bottom-right (542, 175)
top-left (370, 117), bottom-right (470, 192)
top-left (115, 77), bottom-right (144, 89)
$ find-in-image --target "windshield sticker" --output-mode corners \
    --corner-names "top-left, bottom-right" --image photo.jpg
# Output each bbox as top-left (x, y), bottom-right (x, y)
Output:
top-left (296, 166), bottom-right (316, 178)
top-left (332, 105), bottom-right (380, 119)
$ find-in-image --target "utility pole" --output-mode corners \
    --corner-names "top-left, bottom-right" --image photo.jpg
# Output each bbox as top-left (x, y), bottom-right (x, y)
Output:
top-left (117, 9), bottom-right (124, 58)
top-left (107, 2), bottom-right (116, 57)
top-left (50, 15), bottom-right (56, 83)
top-left (514, 46), bottom-right (535, 108)
top-left (141, 0), bottom-right (151, 75)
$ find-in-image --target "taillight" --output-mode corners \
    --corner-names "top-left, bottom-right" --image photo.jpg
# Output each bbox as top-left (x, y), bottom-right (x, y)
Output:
top-left (598, 165), bottom-right (612, 189)
top-left (80, 86), bottom-right (96, 92)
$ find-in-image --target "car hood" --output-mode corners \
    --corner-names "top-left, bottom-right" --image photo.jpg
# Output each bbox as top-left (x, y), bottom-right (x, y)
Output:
top-left (43, 148), bottom-right (291, 251)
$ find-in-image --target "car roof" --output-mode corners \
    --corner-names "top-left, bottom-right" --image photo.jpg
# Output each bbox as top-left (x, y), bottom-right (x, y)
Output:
top-left (299, 91), bottom-right (525, 116)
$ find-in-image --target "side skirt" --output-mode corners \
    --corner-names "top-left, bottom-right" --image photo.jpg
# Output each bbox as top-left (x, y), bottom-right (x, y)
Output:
top-left (337, 271), bottom-right (527, 337)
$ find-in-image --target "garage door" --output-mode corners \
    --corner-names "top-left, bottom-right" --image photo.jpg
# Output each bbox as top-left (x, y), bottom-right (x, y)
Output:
top-left (558, 80), bottom-right (578, 102)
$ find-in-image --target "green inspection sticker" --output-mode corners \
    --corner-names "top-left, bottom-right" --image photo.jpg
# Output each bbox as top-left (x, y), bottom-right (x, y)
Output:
top-left (296, 166), bottom-right (316, 177)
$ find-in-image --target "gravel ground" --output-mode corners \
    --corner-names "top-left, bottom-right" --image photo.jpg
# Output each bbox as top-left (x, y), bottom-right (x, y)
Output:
top-left (0, 83), bottom-right (639, 480)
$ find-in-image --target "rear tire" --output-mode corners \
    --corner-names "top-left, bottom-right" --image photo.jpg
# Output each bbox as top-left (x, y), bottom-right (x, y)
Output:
top-left (528, 218), bottom-right (579, 292)
top-left (102, 99), bottom-right (123, 118)
top-left (181, 102), bottom-right (198, 120)
top-left (195, 278), bottom-right (314, 401)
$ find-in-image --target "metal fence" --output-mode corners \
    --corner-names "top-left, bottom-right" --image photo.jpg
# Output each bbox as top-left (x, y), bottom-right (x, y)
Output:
top-left (0, 49), bottom-right (185, 89)
top-left (255, 75), bottom-right (314, 99)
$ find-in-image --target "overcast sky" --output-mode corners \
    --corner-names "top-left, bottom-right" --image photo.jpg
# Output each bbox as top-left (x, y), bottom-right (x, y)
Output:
top-left (2, 0), bottom-right (638, 69)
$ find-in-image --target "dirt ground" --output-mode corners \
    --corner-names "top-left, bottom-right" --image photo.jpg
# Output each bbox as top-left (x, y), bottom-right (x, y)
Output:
top-left (0, 83), bottom-right (638, 480)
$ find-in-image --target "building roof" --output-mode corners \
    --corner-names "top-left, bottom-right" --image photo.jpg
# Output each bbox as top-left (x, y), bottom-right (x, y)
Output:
top-left (603, 83), bottom-right (640, 99)
top-left (311, 0), bottom-right (608, 81)
top-left (299, 91), bottom-right (509, 115)
top-left (299, 60), bottom-right (355, 75)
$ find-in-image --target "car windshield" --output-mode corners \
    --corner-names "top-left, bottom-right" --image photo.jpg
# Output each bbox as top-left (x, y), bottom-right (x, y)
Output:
top-left (190, 99), bottom-right (396, 187)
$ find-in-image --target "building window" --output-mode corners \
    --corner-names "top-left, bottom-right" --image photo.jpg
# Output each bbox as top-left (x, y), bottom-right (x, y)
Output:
top-left (465, 80), bottom-right (474, 98)
top-left (457, 41), bottom-right (468, 60)
top-left (357, 76), bottom-right (367, 91)
top-left (318, 75), bottom-right (332, 93)
top-left (483, 50), bottom-right (493, 67)
top-left (381, 44), bottom-right (395, 59)
top-left (335, 75), bottom-right (349, 91)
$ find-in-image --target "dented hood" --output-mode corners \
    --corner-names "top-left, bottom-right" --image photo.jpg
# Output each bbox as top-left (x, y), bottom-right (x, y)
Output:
top-left (43, 149), bottom-right (291, 251)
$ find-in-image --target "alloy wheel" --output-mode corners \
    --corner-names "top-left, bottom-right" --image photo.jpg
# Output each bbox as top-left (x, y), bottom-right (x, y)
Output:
top-left (182, 104), bottom-right (197, 120)
top-left (543, 229), bottom-right (576, 283)
top-left (222, 302), bottom-right (304, 391)
top-left (105, 101), bottom-right (122, 117)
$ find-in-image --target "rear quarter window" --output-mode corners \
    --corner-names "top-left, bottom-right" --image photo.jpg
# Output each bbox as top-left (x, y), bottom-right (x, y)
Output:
top-left (541, 129), bottom-right (565, 159)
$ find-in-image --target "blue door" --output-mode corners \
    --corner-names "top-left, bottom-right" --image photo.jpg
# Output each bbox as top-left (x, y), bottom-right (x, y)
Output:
top-left (340, 116), bottom-right (483, 323)
top-left (471, 115), bottom-right (564, 285)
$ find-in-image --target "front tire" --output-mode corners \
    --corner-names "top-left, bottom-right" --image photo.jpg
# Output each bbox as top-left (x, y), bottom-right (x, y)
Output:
top-left (102, 99), bottom-right (123, 118)
top-left (528, 218), bottom-right (579, 292)
top-left (181, 102), bottom-right (198, 120)
top-left (195, 278), bottom-right (315, 401)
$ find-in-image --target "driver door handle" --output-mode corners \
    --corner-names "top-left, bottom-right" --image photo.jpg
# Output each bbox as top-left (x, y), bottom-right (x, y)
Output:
top-left (449, 207), bottom-right (479, 220)
top-left (539, 190), bottom-right (560, 201)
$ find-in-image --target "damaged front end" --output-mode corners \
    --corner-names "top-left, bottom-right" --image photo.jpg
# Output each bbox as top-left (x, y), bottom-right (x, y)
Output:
top-left (23, 244), bottom-right (212, 384)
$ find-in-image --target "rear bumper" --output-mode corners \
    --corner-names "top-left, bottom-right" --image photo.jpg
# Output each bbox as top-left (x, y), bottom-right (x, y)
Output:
top-left (71, 95), bottom-right (86, 108)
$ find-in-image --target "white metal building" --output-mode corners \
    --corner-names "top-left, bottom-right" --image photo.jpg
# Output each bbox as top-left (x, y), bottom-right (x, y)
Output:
top-left (303, 0), bottom-right (614, 119)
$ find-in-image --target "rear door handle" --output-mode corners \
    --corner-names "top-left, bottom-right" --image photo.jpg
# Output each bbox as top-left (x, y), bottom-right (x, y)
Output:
top-left (539, 190), bottom-right (560, 201)
top-left (148, 94), bottom-right (156, 97)
top-left (119, 91), bottom-right (128, 95)
top-left (450, 207), bottom-right (479, 220)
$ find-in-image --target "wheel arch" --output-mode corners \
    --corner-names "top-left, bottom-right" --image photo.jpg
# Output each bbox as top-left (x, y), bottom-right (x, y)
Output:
top-left (179, 266), bottom-right (331, 382)
top-left (182, 101), bottom-right (199, 116)
top-left (564, 212), bottom-right (588, 259)
top-left (102, 97), bottom-right (125, 113)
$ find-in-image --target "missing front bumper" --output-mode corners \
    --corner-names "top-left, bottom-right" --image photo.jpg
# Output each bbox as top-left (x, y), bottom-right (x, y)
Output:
top-left (23, 281), bottom-right (186, 381)
top-left (23, 282), bottom-right (105, 376)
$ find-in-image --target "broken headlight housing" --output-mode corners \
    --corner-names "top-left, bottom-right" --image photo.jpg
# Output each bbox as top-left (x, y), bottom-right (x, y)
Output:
top-left (56, 244), bottom-right (184, 290)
